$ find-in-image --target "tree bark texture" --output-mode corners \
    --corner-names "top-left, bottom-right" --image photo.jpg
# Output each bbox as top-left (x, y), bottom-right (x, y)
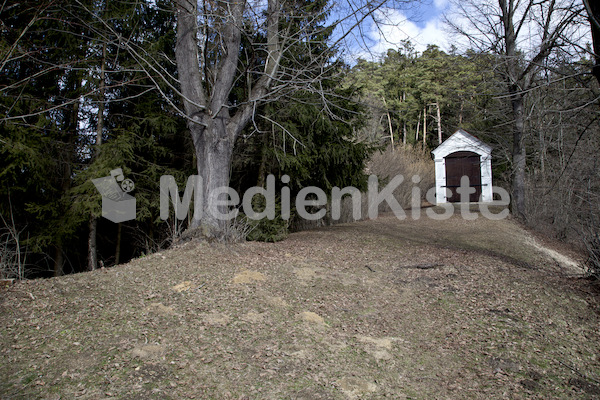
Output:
top-left (511, 94), bottom-right (527, 220)
top-left (87, 217), bottom-right (97, 271)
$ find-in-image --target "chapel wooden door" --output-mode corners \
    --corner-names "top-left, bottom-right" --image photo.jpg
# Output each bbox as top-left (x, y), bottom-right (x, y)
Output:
top-left (445, 151), bottom-right (482, 202)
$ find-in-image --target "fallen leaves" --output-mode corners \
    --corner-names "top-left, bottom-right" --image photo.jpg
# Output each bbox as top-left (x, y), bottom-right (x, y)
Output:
top-left (1, 214), bottom-right (599, 399)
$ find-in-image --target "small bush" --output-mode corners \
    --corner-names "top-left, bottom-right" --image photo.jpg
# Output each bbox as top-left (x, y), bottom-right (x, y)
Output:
top-left (367, 145), bottom-right (435, 210)
top-left (220, 216), bottom-right (256, 243)
top-left (244, 197), bottom-right (289, 242)
top-left (0, 213), bottom-right (27, 280)
top-left (246, 218), bottom-right (288, 242)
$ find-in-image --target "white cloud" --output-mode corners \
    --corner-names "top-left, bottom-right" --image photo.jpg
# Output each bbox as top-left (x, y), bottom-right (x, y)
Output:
top-left (434, 0), bottom-right (449, 10)
top-left (361, 8), bottom-right (450, 58)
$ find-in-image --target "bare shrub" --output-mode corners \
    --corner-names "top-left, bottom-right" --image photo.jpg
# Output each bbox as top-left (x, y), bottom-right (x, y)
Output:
top-left (367, 145), bottom-right (435, 210)
top-left (220, 216), bottom-right (255, 243)
top-left (174, 215), bottom-right (255, 245)
top-left (0, 212), bottom-right (28, 280)
top-left (129, 212), bottom-right (190, 256)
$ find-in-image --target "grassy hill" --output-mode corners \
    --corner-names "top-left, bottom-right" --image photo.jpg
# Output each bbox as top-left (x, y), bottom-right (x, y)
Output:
top-left (1, 212), bottom-right (599, 399)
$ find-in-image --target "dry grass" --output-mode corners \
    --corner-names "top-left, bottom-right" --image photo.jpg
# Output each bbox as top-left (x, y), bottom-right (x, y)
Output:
top-left (1, 213), bottom-right (599, 399)
top-left (367, 145), bottom-right (435, 209)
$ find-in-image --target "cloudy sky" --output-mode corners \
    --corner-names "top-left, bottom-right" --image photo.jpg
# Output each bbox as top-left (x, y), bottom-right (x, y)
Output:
top-left (352, 0), bottom-right (593, 61)
top-left (362, 0), bottom-right (453, 58)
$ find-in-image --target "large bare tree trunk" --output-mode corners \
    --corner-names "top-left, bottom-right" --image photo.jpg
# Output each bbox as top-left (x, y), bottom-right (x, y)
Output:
top-left (511, 94), bottom-right (527, 219)
top-left (188, 120), bottom-right (235, 233)
top-left (500, 0), bottom-right (530, 219)
top-left (176, 0), bottom-right (240, 233)
top-left (501, 0), bottom-right (526, 219)
top-left (175, 0), bottom-right (278, 235)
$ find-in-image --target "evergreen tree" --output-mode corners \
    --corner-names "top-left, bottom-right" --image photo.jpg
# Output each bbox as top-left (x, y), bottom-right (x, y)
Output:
top-left (0, 0), bottom-right (96, 276)
top-left (1, 0), bottom-right (191, 276)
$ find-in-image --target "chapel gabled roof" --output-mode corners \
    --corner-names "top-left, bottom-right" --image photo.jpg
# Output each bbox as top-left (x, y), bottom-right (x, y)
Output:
top-left (431, 129), bottom-right (492, 159)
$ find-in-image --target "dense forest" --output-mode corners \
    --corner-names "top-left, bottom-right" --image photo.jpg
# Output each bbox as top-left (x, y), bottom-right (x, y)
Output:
top-left (1, 0), bottom-right (599, 278)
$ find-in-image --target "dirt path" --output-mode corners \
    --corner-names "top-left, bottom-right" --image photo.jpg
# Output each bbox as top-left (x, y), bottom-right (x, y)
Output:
top-left (1, 214), bottom-right (599, 399)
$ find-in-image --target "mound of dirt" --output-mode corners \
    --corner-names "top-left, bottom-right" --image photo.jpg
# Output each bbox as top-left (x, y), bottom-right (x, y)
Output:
top-left (1, 213), bottom-right (598, 399)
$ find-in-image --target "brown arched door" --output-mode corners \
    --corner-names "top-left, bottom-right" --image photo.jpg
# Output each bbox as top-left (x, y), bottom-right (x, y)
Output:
top-left (445, 151), bottom-right (481, 202)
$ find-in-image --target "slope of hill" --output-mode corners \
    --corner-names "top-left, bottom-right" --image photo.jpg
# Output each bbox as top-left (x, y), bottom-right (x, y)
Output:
top-left (1, 213), bottom-right (599, 399)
